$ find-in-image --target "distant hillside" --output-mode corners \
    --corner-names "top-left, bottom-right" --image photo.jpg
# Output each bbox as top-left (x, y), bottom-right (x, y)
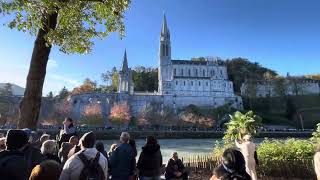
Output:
top-left (0, 83), bottom-right (25, 96)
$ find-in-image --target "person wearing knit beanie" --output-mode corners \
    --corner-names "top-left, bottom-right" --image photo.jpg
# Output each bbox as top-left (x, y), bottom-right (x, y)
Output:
top-left (0, 129), bottom-right (29, 180)
top-left (80, 131), bottom-right (96, 149)
top-left (6, 129), bottom-right (29, 150)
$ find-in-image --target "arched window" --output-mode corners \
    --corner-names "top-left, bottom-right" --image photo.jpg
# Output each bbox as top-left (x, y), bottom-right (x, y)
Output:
top-left (166, 44), bottom-right (169, 56)
top-left (161, 44), bottom-right (165, 56)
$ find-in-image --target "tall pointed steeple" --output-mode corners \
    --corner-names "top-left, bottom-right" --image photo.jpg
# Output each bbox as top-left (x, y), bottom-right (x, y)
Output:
top-left (121, 49), bottom-right (128, 72)
top-left (161, 13), bottom-right (169, 36)
top-left (158, 13), bottom-right (171, 95)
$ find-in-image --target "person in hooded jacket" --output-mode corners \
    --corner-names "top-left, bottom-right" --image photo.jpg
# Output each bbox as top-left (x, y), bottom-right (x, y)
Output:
top-left (137, 136), bottom-right (163, 180)
top-left (0, 129), bottom-right (29, 180)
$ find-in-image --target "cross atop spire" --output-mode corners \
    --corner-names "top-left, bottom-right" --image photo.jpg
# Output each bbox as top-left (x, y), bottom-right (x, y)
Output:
top-left (161, 13), bottom-right (169, 36)
top-left (121, 49), bottom-right (128, 72)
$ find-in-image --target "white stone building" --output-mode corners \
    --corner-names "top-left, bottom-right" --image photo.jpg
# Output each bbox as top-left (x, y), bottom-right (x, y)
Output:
top-left (70, 14), bottom-right (243, 123)
top-left (117, 14), bottom-right (242, 110)
top-left (241, 78), bottom-right (320, 97)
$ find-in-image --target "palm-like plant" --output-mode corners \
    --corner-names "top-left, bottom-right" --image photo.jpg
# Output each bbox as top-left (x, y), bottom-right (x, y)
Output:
top-left (223, 111), bottom-right (262, 143)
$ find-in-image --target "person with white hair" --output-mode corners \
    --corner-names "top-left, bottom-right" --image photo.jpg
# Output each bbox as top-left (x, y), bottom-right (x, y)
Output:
top-left (109, 132), bottom-right (134, 180)
top-left (41, 140), bottom-right (61, 164)
top-left (235, 134), bottom-right (257, 180)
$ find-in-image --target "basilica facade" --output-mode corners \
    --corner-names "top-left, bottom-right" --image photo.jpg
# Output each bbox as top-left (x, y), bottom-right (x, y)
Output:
top-left (117, 14), bottom-right (242, 111)
top-left (70, 15), bottom-right (242, 122)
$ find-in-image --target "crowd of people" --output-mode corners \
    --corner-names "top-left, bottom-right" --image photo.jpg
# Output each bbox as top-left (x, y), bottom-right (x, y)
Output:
top-left (0, 118), bottom-right (189, 180)
top-left (1, 117), bottom-right (320, 180)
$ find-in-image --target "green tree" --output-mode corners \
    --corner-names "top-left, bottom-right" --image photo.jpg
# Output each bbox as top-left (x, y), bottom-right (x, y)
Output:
top-left (224, 111), bottom-right (262, 143)
top-left (1, 0), bottom-right (130, 129)
top-left (225, 58), bottom-right (277, 93)
top-left (0, 83), bottom-right (13, 96)
top-left (191, 57), bottom-right (206, 62)
top-left (46, 91), bottom-right (54, 98)
top-left (58, 86), bottom-right (69, 100)
top-left (101, 67), bottom-right (119, 92)
top-left (132, 66), bottom-right (158, 92)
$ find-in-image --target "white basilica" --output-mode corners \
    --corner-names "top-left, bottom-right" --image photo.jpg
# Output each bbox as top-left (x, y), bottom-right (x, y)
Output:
top-left (116, 14), bottom-right (242, 112)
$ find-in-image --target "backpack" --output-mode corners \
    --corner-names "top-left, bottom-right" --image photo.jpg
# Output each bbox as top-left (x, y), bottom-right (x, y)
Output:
top-left (78, 151), bottom-right (105, 180)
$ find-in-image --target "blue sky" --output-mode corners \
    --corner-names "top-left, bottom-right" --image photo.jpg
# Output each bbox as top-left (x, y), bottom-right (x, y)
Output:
top-left (1, 0), bottom-right (320, 95)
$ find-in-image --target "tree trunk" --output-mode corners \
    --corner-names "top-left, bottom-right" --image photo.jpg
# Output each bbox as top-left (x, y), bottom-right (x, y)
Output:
top-left (18, 12), bottom-right (58, 130)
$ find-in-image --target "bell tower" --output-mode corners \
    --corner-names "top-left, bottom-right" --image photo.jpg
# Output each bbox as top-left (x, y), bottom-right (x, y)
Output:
top-left (158, 13), bottom-right (172, 94)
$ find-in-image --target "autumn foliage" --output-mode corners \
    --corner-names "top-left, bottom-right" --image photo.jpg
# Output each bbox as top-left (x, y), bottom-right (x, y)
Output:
top-left (71, 78), bottom-right (97, 95)
top-left (109, 102), bottom-right (131, 127)
top-left (81, 103), bottom-right (104, 125)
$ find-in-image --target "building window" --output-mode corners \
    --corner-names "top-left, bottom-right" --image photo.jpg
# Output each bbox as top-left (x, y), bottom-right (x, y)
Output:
top-left (220, 70), bottom-right (223, 75)
top-left (195, 69), bottom-right (198, 76)
top-left (181, 69), bottom-right (184, 76)
top-left (176, 81), bottom-right (178, 85)
top-left (165, 45), bottom-right (169, 56)
top-left (191, 81), bottom-right (193, 86)
top-left (161, 44), bottom-right (165, 56)
top-left (199, 81), bottom-right (201, 86)
top-left (188, 69), bottom-right (191, 76)
top-left (203, 70), bottom-right (205, 77)
top-left (174, 69), bottom-right (176, 76)
top-left (183, 81), bottom-right (186, 86)
top-left (206, 82), bottom-right (208, 86)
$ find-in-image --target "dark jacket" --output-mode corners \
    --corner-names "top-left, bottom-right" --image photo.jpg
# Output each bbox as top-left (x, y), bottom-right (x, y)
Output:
top-left (44, 153), bottom-right (61, 164)
top-left (0, 150), bottom-right (28, 180)
top-left (137, 144), bottom-right (162, 177)
top-left (165, 159), bottom-right (185, 179)
top-left (58, 142), bottom-right (73, 164)
top-left (23, 144), bottom-right (45, 176)
top-left (109, 143), bottom-right (134, 178)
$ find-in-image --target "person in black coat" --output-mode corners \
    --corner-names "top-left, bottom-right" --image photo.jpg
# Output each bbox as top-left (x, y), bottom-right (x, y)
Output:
top-left (165, 152), bottom-right (188, 180)
top-left (0, 129), bottom-right (29, 180)
top-left (137, 136), bottom-right (163, 180)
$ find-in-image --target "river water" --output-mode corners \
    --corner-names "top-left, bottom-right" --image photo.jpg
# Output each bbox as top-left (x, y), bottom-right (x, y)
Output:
top-left (102, 138), bottom-right (223, 163)
top-left (102, 138), bottom-right (267, 162)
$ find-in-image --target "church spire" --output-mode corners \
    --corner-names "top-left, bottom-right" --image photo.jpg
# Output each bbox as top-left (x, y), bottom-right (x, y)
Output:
top-left (161, 13), bottom-right (169, 36)
top-left (121, 49), bottom-right (128, 72)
